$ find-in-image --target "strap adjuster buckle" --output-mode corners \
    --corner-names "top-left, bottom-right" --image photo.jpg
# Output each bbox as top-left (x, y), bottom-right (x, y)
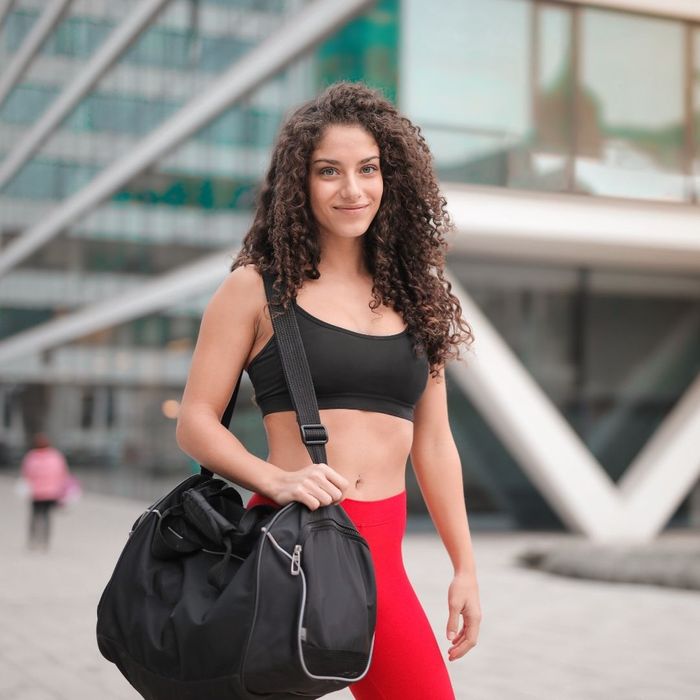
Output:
top-left (299, 423), bottom-right (328, 445)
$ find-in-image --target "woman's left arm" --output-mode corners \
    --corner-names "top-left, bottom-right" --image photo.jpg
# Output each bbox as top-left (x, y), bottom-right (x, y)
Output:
top-left (410, 364), bottom-right (481, 661)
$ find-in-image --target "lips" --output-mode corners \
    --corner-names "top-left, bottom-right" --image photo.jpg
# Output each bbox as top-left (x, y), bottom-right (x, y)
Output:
top-left (334, 204), bottom-right (369, 211)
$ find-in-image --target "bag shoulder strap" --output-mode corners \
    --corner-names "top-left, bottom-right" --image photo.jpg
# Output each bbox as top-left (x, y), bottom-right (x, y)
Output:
top-left (261, 270), bottom-right (328, 465)
top-left (199, 269), bottom-right (328, 477)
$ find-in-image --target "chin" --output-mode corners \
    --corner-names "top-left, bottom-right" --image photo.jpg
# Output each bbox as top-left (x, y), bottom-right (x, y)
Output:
top-left (322, 221), bottom-right (372, 239)
top-left (339, 225), bottom-right (372, 239)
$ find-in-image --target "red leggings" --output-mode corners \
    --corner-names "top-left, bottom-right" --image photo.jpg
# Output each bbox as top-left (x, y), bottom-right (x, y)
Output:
top-left (246, 490), bottom-right (455, 700)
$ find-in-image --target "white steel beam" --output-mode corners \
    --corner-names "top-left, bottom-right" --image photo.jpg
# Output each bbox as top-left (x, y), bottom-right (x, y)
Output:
top-left (444, 184), bottom-right (700, 272)
top-left (616, 372), bottom-right (700, 539)
top-left (0, 251), bottom-right (227, 366)
top-left (0, 0), bottom-right (72, 110)
top-left (0, 0), bottom-right (172, 190)
top-left (0, 0), bottom-right (377, 278)
top-left (443, 271), bottom-right (621, 541)
top-left (444, 269), bottom-right (700, 543)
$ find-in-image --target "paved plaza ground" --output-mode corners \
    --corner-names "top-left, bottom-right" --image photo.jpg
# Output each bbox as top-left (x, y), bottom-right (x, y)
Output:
top-left (1, 474), bottom-right (698, 700)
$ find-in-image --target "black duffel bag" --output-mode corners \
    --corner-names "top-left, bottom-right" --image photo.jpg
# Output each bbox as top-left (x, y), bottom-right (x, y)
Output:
top-left (96, 472), bottom-right (376, 699)
top-left (96, 271), bottom-right (377, 698)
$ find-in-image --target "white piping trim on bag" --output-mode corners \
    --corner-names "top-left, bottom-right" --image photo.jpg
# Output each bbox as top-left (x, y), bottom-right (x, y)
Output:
top-left (261, 528), bottom-right (375, 683)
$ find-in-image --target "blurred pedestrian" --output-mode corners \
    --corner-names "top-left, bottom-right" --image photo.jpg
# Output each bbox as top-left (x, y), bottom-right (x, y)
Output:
top-left (20, 432), bottom-right (70, 551)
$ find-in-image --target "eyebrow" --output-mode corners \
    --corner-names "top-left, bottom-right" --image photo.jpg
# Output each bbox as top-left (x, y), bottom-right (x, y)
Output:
top-left (311, 155), bottom-right (380, 165)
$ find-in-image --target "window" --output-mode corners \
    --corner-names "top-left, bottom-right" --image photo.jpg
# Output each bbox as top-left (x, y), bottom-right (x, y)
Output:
top-left (576, 9), bottom-right (686, 201)
top-left (81, 389), bottom-right (95, 429)
top-left (401, 0), bottom-right (530, 186)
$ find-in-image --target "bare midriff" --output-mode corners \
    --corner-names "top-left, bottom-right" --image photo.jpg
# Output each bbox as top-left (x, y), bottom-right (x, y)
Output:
top-left (246, 286), bottom-right (416, 502)
top-left (263, 408), bottom-right (413, 501)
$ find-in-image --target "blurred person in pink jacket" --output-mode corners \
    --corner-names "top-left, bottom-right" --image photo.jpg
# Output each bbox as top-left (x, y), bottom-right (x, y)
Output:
top-left (21, 432), bottom-right (70, 550)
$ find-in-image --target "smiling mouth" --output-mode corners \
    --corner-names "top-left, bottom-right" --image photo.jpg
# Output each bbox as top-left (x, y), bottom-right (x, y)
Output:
top-left (335, 204), bottom-right (369, 210)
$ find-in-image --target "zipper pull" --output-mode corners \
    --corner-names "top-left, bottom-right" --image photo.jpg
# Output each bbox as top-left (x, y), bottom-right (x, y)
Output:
top-left (290, 544), bottom-right (302, 576)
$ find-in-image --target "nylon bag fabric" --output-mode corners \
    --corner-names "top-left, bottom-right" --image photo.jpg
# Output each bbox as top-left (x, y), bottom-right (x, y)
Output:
top-left (96, 472), bottom-right (376, 699)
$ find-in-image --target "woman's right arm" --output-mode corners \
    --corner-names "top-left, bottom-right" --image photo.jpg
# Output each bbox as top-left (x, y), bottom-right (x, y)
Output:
top-left (175, 265), bottom-right (284, 496)
top-left (175, 265), bottom-right (349, 508)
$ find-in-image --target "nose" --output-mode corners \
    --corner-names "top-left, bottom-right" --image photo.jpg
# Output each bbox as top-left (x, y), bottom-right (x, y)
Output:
top-left (339, 173), bottom-right (362, 201)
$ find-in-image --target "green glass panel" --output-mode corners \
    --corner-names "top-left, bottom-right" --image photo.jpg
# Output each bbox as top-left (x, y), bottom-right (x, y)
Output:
top-left (4, 161), bottom-right (54, 200)
top-left (0, 85), bottom-right (58, 124)
top-left (3, 10), bottom-right (37, 51)
top-left (112, 170), bottom-right (258, 211)
top-left (316, 0), bottom-right (398, 101)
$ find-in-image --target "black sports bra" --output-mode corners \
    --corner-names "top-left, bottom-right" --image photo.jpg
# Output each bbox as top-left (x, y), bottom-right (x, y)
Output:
top-left (245, 299), bottom-right (430, 421)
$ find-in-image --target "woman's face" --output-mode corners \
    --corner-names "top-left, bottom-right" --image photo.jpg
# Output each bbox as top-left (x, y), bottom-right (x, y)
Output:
top-left (308, 123), bottom-right (383, 243)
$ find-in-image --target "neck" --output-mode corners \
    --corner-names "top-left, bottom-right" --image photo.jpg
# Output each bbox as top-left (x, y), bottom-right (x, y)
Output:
top-left (316, 234), bottom-right (368, 280)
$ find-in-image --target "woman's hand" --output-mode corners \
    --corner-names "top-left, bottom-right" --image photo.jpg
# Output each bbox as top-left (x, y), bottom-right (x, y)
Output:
top-left (446, 572), bottom-right (481, 661)
top-left (268, 463), bottom-right (350, 510)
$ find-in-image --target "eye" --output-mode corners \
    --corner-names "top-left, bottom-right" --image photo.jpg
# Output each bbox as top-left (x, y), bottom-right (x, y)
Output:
top-left (361, 164), bottom-right (378, 174)
top-left (319, 167), bottom-right (337, 176)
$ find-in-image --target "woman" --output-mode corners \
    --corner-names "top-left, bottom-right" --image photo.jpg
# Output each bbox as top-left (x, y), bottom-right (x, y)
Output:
top-left (21, 432), bottom-right (70, 551)
top-left (176, 81), bottom-right (481, 699)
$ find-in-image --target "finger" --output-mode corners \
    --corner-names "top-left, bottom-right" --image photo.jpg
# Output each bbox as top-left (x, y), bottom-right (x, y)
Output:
top-left (329, 484), bottom-right (344, 502)
top-left (454, 613), bottom-right (479, 645)
top-left (446, 608), bottom-right (461, 641)
top-left (449, 620), bottom-right (479, 658)
top-left (449, 633), bottom-right (476, 658)
top-left (311, 486), bottom-right (335, 507)
top-left (448, 624), bottom-right (467, 647)
top-left (309, 466), bottom-right (345, 500)
top-left (448, 621), bottom-right (467, 649)
top-left (323, 466), bottom-right (350, 492)
top-left (448, 635), bottom-right (470, 658)
top-left (301, 493), bottom-right (321, 511)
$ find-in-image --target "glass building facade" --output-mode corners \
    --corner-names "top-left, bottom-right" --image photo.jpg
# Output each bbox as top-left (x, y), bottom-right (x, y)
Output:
top-left (0, 0), bottom-right (698, 529)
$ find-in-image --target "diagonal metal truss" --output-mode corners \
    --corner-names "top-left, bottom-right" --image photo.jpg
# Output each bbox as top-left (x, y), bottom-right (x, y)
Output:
top-left (0, 251), bottom-right (227, 365)
top-left (0, 0), bottom-right (73, 110)
top-left (0, 0), bottom-right (172, 189)
top-left (0, 0), bottom-right (377, 277)
top-left (444, 272), bottom-right (700, 543)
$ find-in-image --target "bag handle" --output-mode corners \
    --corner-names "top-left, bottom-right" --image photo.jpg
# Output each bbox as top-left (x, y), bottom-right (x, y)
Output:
top-left (198, 268), bottom-right (327, 477)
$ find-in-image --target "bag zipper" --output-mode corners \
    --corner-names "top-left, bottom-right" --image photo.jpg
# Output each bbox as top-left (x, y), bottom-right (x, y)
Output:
top-left (241, 504), bottom-right (374, 690)
top-left (255, 519), bottom-right (375, 684)
top-left (302, 519), bottom-right (368, 546)
top-left (240, 502), bottom-right (297, 691)
top-left (290, 544), bottom-right (302, 575)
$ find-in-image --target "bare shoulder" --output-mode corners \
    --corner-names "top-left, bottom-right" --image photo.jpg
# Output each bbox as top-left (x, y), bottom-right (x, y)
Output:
top-left (208, 264), bottom-right (267, 326)
top-left (178, 264), bottom-right (267, 420)
top-left (219, 263), bottom-right (265, 304)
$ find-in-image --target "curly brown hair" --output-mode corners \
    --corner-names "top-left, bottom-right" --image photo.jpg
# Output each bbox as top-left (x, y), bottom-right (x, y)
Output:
top-left (231, 81), bottom-right (473, 375)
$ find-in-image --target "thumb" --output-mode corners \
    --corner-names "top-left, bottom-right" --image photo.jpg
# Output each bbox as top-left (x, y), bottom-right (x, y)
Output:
top-left (446, 609), bottom-right (460, 641)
